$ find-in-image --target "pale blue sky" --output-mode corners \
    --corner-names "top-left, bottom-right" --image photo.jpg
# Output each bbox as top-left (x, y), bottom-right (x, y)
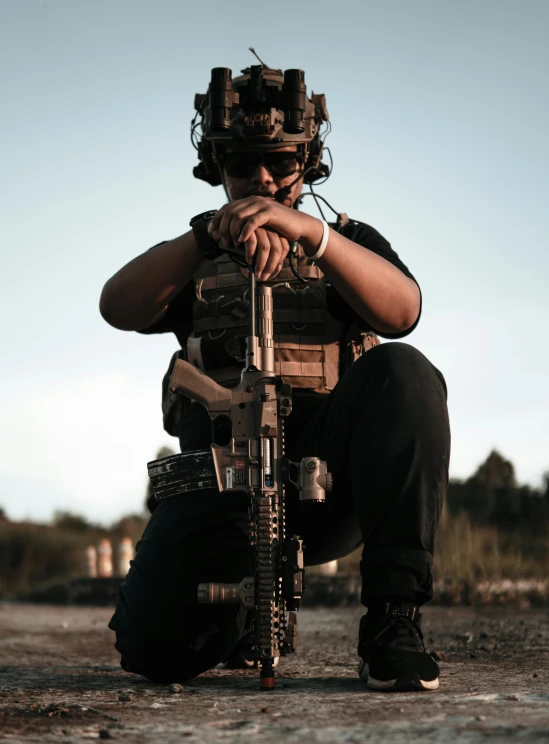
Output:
top-left (1, 0), bottom-right (547, 523)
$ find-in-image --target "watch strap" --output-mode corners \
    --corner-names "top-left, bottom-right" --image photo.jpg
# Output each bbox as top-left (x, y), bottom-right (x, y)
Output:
top-left (190, 210), bottom-right (224, 261)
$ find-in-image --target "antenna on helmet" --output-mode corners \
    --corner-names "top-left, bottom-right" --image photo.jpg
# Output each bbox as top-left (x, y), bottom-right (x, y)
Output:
top-left (249, 47), bottom-right (269, 67)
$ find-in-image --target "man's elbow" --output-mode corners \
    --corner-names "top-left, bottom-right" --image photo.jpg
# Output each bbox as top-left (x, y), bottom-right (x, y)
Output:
top-left (398, 283), bottom-right (421, 333)
top-left (397, 309), bottom-right (419, 334)
top-left (99, 284), bottom-right (132, 331)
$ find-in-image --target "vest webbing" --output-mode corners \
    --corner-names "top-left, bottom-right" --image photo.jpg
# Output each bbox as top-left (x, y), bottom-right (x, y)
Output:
top-left (160, 241), bottom-right (379, 436)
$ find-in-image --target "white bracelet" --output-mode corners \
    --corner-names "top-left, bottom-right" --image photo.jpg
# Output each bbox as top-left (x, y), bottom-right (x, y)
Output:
top-left (307, 219), bottom-right (329, 261)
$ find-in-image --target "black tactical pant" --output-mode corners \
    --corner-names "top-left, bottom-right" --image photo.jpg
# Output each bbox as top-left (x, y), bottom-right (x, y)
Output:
top-left (109, 342), bottom-right (450, 683)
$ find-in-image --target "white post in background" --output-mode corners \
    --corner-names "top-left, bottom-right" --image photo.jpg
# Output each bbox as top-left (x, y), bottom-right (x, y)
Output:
top-left (84, 546), bottom-right (97, 578)
top-left (118, 537), bottom-right (134, 577)
top-left (97, 538), bottom-right (113, 578)
top-left (319, 560), bottom-right (338, 576)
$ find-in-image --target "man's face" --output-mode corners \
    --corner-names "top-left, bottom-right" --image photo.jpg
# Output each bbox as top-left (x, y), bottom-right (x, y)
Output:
top-left (219, 145), bottom-right (304, 206)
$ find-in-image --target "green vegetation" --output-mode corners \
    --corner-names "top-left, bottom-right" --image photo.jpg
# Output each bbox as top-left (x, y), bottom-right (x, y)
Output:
top-left (437, 450), bottom-right (549, 580)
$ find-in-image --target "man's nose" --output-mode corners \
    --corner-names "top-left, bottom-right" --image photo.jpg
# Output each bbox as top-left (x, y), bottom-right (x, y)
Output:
top-left (250, 163), bottom-right (273, 184)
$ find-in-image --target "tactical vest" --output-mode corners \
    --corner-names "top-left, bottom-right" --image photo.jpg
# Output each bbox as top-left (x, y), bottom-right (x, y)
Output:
top-left (162, 242), bottom-right (379, 436)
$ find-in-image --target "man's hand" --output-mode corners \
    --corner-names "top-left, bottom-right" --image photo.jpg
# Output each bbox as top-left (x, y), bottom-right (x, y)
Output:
top-left (207, 196), bottom-right (420, 335)
top-left (208, 197), bottom-right (317, 280)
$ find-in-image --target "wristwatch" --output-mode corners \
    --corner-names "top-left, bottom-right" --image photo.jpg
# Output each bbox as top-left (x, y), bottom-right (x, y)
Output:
top-left (190, 210), bottom-right (224, 261)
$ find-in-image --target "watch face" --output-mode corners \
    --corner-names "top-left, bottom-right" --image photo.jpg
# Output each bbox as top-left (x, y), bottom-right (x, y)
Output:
top-left (190, 210), bottom-right (217, 227)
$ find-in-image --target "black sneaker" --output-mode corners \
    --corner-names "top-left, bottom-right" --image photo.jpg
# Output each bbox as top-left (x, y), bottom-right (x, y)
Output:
top-left (357, 601), bottom-right (440, 691)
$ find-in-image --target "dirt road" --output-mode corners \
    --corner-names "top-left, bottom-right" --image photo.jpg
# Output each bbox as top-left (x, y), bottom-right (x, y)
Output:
top-left (1, 603), bottom-right (548, 742)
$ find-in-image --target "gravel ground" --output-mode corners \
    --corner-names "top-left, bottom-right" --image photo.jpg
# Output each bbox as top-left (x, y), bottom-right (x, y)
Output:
top-left (1, 602), bottom-right (548, 743)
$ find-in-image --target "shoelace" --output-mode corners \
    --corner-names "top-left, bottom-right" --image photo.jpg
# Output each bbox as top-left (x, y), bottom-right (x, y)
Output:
top-left (373, 609), bottom-right (426, 651)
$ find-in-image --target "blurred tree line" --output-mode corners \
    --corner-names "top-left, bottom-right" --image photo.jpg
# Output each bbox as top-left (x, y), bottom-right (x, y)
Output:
top-left (446, 450), bottom-right (549, 533)
top-left (0, 510), bottom-right (149, 598)
top-left (433, 450), bottom-right (549, 582)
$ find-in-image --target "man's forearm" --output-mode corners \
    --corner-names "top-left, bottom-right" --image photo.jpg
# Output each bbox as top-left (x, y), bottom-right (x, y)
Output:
top-left (99, 231), bottom-right (204, 331)
top-left (300, 216), bottom-right (421, 334)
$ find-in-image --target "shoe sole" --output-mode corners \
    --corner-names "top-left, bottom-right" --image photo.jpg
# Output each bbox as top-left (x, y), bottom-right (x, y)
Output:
top-left (358, 661), bottom-right (439, 691)
top-left (216, 659), bottom-right (255, 670)
top-left (217, 655), bottom-right (280, 670)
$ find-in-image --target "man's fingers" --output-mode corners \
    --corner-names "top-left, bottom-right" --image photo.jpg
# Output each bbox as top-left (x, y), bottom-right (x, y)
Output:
top-left (243, 231), bottom-right (257, 265)
top-left (209, 198), bottom-right (271, 246)
top-left (237, 213), bottom-right (268, 244)
top-left (279, 237), bottom-right (290, 266)
top-left (206, 200), bottom-right (290, 276)
top-left (253, 229), bottom-right (271, 277)
top-left (229, 214), bottom-right (243, 247)
top-left (229, 207), bottom-right (258, 246)
top-left (217, 210), bottom-right (236, 247)
top-left (240, 229), bottom-right (289, 279)
top-left (261, 232), bottom-right (284, 280)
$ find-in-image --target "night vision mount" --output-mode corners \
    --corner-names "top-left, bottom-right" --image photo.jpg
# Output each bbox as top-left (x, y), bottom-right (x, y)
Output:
top-left (191, 64), bottom-right (331, 187)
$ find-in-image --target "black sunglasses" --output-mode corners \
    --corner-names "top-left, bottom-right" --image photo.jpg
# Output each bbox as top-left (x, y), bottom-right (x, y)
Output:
top-left (220, 151), bottom-right (302, 179)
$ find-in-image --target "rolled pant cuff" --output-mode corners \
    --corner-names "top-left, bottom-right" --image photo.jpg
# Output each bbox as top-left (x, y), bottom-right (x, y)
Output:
top-left (360, 546), bottom-right (434, 607)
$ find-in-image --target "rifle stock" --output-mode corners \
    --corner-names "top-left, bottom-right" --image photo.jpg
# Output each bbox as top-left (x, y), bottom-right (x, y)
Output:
top-left (169, 358), bottom-right (231, 411)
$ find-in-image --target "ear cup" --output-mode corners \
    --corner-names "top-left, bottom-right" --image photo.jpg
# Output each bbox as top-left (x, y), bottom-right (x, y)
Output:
top-left (304, 134), bottom-right (330, 183)
top-left (193, 140), bottom-right (222, 186)
top-left (305, 162), bottom-right (330, 183)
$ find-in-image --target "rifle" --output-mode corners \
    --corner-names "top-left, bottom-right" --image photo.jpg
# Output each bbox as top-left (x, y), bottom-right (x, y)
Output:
top-left (148, 260), bottom-right (332, 689)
